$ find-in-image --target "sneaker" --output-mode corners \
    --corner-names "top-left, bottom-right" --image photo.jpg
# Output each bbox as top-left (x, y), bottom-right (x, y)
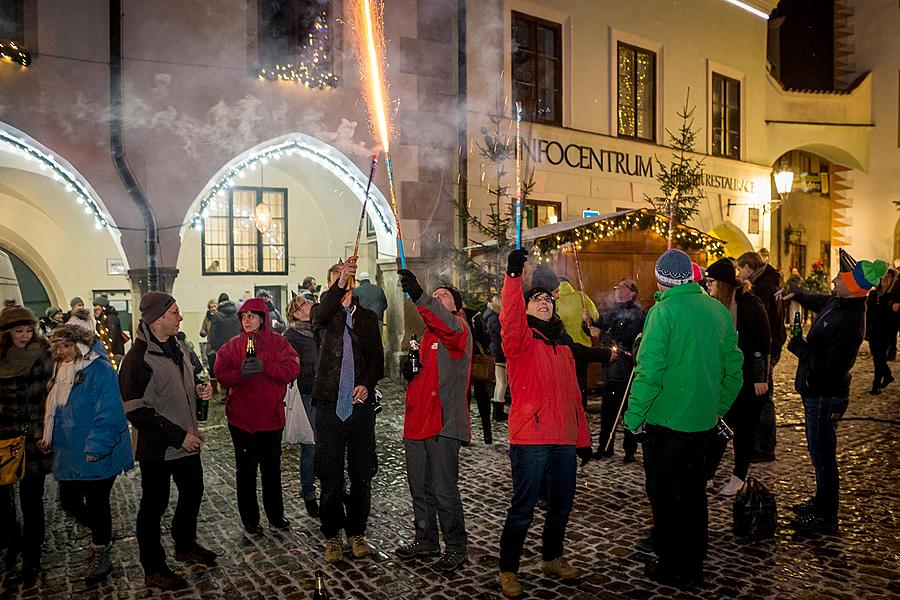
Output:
top-left (792, 512), bottom-right (838, 534)
top-left (349, 535), bottom-right (372, 559)
top-left (174, 543), bottom-right (218, 567)
top-left (324, 535), bottom-right (344, 563)
top-left (718, 475), bottom-right (746, 497)
top-left (540, 557), bottom-right (581, 580)
top-left (85, 544), bottom-right (112, 585)
top-left (395, 542), bottom-right (440, 560)
top-left (435, 551), bottom-right (466, 572)
top-left (499, 571), bottom-right (523, 598)
top-left (304, 496), bottom-right (320, 518)
top-left (145, 566), bottom-right (188, 591)
top-left (270, 517), bottom-right (291, 530)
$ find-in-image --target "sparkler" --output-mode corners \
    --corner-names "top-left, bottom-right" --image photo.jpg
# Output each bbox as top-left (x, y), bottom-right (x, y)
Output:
top-left (514, 101), bottom-right (523, 249)
top-left (353, 152), bottom-right (379, 257)
top-left (350, 0), bottom-right (406, 267)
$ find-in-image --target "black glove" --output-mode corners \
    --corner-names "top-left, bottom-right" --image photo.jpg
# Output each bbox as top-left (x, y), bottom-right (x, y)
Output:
top-left (506, 248), bottom-right (529, 277)
top-left (240, 357), bottom-right (265, 378)
top-left (397, 269), bottom-right (424, 302)
top-left (576, 447), bottom-right (593, 466)
top-left (401, 358), bottom-right (416, 382)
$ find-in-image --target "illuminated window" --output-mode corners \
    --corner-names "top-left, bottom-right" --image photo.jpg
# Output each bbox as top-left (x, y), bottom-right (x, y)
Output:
top-left (512, 11), bottom-right (562, 126)
top-left (617, 43), bottom-right (656, 141)
top-left (202, 187), bottom-right (287, 275)
top-left (525, 200), bottom-right (562, 228)
top-left (712, 73), bottom-right (741, 159)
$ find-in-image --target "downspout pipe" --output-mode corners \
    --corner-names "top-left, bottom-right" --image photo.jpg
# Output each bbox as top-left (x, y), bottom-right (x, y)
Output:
top-left (109, 0), bottom-right (160, 291)
top-left (457, 0), bottom-right (468, 278)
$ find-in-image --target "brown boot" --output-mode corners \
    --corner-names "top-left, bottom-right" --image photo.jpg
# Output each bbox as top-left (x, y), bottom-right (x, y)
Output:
top-left (540, 556), bottom-right (581, 580)
top-left (499, 571), bottom-right (523, 598)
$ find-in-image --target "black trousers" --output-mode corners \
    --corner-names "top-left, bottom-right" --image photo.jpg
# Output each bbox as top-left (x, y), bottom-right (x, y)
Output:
top-left (404, 436), bottom-right (467, 553)
top-left (643, 425), bottom-right (710, 579)
top-left (576, 359), bottom-right (589, 409)
top-left (228, 425), bottom-right (285, 529)
top-left (314, 400), bottom-right (377, 540)
top-left (0, 472), bottom-right (46, 564)
top-left (136, 454), bottom-right (203, 573)
top-left (706, 391), bottom-right (765, 481)
top-left (58, 476), bottom-right (117, 546)
top-left (471, 381), bottom-right (492, 443)
top-left (870, 338), bottom-right (893, 388)
top-left (599, 380), bottom-right (637, 456)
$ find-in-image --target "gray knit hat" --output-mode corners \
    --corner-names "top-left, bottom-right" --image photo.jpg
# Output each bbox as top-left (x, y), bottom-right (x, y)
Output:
top-left (531, 264), bottom-right (560, 292)
top-left (655, 249), bottom-right (693, 287)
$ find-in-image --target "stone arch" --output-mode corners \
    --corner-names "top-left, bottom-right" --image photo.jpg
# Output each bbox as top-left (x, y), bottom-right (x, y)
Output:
top-left (709, 220), bottom-right (755, 258)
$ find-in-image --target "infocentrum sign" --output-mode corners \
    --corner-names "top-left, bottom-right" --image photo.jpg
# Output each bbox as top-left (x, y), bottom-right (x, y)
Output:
top-left (524, 136), bottom-right (758, 195)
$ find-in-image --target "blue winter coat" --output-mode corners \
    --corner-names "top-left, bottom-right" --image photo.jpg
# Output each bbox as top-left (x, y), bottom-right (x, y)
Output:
top-left (51, 358), bottom-right (134, 480)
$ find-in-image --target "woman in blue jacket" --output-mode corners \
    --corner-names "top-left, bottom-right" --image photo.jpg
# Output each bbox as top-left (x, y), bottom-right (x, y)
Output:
top-left (39, 313), bottom-right (133, 584)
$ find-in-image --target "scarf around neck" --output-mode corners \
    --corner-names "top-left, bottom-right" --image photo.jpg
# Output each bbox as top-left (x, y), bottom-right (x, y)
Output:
top-left (0, 339), bottom-right (48, 379)
top-left (42, 350), bottom-right (101, 447)
top-left (527, 314), bottom-right (565, 344)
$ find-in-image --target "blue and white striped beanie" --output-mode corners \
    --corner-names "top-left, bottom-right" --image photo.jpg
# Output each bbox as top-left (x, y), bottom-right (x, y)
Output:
top-left (655, 249), bottom-right (693, 287)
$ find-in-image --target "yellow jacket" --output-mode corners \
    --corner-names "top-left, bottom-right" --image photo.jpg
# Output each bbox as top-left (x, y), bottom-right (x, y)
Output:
top-left (556, 280), bottom-right (598, 346)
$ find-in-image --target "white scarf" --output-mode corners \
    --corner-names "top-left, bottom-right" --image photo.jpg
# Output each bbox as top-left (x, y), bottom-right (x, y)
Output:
top-left (41, 344), bottom-right (98, 447)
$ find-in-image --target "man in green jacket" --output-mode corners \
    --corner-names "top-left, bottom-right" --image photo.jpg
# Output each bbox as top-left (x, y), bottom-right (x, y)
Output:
top-left (624, 249), bottom-right (743, 587)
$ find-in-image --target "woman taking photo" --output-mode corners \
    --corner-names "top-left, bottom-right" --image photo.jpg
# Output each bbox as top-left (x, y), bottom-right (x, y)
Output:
top-left (0, 305), bottom-right (54, 580)
top-left (39, 310), bottom-right (134, 584)
top-left (703, 258), bottom-right (771, 496)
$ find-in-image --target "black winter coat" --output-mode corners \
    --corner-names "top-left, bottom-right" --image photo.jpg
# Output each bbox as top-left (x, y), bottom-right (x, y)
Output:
top-left (734, 287), bottom-right (771, 396)
top-left (208, 301), bottom-right (241, 351)
top-left (749, 264), bottom-right (786, 362)
top-left (597, 300), bottom-right (645, 382)
top-left (788, 291), bottom-right (866, 399)
top-left (482, 308), bottom-right (505, 364)
top-left (99, 307), bottom-right (126, 356)
top-left (284, 321), bottom-right (318, 395)
top-left (866, 288), bottom-right (899, 345)
top-left (311, 279), bottom-right (384, 405)
top-left (0, 341), bottom-right (54, 476)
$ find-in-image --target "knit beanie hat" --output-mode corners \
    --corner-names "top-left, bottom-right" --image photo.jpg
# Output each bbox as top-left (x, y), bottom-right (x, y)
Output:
top-left (531, 264), bottom-right (560, 292)
top-left (45, 306), bottom-right (63, 320)
top-left (140, 292), bottom-right (176, 324)
top-left (69, 296), bottom-right (84, 308)
top-left (435, 285), bottom-right (463, 311)
top-left (217, 292), bottom-right (230, 303)
top-left (92, 295), bottom-right (110, 308)
top-left (838, 248), bottom-right (888, 297)
top-left (655, 249), bottom-right (693, 287)
top-left (705, 258), bottom-right (738, 286)
top-left (0, 305), bottom-right (36, 331)
top-left (690, 262), bottom-right (704, 283)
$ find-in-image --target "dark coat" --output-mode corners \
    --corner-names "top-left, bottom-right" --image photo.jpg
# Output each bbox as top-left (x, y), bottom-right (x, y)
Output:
top-left (208, 300), bottom-right (241, 351)
top-left (264, 299), bottom-right (287, 334)
top-left (482, 308), bottom-right (505, 364)
top-left (352, 281), bottom-right (388, 325)
top-left (98, 307), bottom-right (125, 356)
top-left (749, 264), bottom-right (786, 362)
top-left (866, 287), bottom-right (899, 345)
top-left (734, 287), bottom-right (771, 395)
top-left (788, 291), bottom-right (866, 399)
top-left (0, 341), bottom-right (54, 476)
top-left (597, 300), bottom-right (645, 382)
top-left (284, 321), bottom-right (318, 395)
top-left (311, 279), bottom-right (384, 405)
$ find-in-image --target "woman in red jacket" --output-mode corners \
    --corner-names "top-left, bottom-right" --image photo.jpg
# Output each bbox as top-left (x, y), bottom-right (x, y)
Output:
top-left (214, 297), bottom-right (299, 534)
top-left (497, 249), bottom-right (613, 599)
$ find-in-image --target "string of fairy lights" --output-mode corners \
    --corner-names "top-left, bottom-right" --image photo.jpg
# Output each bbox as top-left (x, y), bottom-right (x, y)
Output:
top-left (0, 40), bottom-right (30, 67)
top-left (95, 315), bottom-right (118, 371)
top-left (256, 10), bottom-right (338, 89)
top-left (529, 208), bottom-right (726, 262)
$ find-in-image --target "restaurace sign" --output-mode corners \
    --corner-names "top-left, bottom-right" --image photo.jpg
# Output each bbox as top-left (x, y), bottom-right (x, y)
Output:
top-left (524, 136), bottom-right (756, 194)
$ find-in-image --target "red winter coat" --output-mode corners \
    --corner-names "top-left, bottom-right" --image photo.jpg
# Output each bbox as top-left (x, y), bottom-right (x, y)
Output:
top-left (500, 274), bottom-right (590, 447)
top-left (215, 298), bottom-right (300, 432)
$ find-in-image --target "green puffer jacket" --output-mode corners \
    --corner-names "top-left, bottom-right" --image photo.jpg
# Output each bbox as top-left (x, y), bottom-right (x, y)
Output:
top-left (623, 283), bottom-right (744, 433)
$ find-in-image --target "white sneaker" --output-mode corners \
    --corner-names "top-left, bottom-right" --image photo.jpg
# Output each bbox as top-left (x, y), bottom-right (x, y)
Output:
top-left (719, 475), bottom-right (745, 497)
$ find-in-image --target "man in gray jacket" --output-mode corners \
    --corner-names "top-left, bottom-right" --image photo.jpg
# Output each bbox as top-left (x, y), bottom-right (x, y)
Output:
top-left (119, 293), bottom-right (216, 591)
top-left (352, 271), bottom-right (388, 328)
top-left (395, 269), bottom-right (472, 573)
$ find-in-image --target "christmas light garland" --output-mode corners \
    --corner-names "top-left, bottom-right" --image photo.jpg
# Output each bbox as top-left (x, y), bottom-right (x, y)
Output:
top-left (256, 11), bottom-right (338, 89)
top-left (530, 208), bottom-right (726, 262)
top-left (0, 129), bottom-right (111, 231)
top-left (96, 315), bottom-right (118, 371)
top-left (0, 40), bottom-right (30, 67)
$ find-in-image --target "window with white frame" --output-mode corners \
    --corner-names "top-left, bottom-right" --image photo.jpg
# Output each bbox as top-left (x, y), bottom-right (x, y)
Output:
top-left (617, 42), bottom-right (656, 141)
top-left (711, 73), bottom-right (741, 159)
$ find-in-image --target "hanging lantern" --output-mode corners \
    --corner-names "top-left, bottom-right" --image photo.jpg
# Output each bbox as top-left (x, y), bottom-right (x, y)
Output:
top-left (254, 202), bottom-right (272, 234)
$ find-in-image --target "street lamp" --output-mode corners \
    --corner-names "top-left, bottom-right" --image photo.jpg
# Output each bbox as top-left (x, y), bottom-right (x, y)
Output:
top-left (774, 169), bottom-right (794, 201)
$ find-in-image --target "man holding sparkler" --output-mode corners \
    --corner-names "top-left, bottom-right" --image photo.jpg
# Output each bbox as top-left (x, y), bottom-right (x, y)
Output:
top-left (311, 256), bottom-right (384, 563)
top-left (395, 269), bottom-right (472, 573)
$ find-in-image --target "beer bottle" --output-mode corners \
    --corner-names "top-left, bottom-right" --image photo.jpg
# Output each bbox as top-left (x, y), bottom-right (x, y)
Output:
top-left (408, 334), bottom-right (420, 375)
top-left (312, 569), bottom-right (330, 599)
top-left (791, 311), bottom-right (802, 338)
top-left (196, 377), bottom-right (209, 422)
top-left (245, 335), bottom-right (256, 359)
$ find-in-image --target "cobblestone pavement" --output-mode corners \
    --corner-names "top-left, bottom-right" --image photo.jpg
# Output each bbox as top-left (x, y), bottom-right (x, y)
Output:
top-left (1, 348), bottom-right (898, 599)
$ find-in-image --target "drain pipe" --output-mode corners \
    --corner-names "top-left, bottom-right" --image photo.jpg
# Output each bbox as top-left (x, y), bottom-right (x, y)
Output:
top-left (109, 0), bottom-right (159, 291)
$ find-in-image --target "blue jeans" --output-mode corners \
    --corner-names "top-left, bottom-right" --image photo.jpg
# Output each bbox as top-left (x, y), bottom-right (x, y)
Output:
top-left (498, 445), bottom-right (576, 573)
top-left (300, 394), bottom-right (316, 499)
top-left (803, 396), bottom-right (848, 521)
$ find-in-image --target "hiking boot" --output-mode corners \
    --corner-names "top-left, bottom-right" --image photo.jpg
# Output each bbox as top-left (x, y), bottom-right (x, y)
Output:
top-left (349, 535), bottom-right (372, 558)
top-left (145, 565), bottom-right (188, 591)
top-left (304, 495), bottom-right (320, 518)
top-left (540, 557), bottom-right (581, 580)
top-left (718, 475), bottom-right (745, 497)
top-left (324, 535), bottom-right (344, 563)
top-left (499, 571), bottom-right (523, 598)
top-left (174, 543), bottom-right (218, 567)
top-left (84, 544), bottom-right (112, 585)
top-left (435, 551), bottom-right (466, 572)
top-left (792, 512), bottom-right (838, 534)
top-left (395, 541), bottom-right (440, 560)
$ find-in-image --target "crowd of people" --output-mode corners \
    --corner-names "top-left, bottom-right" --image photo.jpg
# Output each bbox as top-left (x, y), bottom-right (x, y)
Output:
top-left (0, 245), bottom-right (895, 596)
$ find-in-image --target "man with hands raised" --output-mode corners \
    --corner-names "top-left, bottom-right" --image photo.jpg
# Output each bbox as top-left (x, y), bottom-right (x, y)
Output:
top-left (311, 256), bottom-right (384, 563)
top-left (395, 268), bottom-right (472, 573)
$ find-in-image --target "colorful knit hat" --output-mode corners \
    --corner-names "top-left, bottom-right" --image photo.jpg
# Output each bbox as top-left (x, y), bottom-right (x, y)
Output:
top-left (655, 249), bottom-right (693, 287)
top-left (838, 248), bottom-right (887, 297)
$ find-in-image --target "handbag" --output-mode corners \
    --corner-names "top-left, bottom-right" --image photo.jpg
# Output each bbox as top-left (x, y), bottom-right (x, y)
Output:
top-left (0, 435), bottom-right (26, 485)
top-left (282, 383), bottom-right (315, 445)
top-left (733, 476), bottom-right (777, 540)
top-left (470, 354), bottom-right (496, 383)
